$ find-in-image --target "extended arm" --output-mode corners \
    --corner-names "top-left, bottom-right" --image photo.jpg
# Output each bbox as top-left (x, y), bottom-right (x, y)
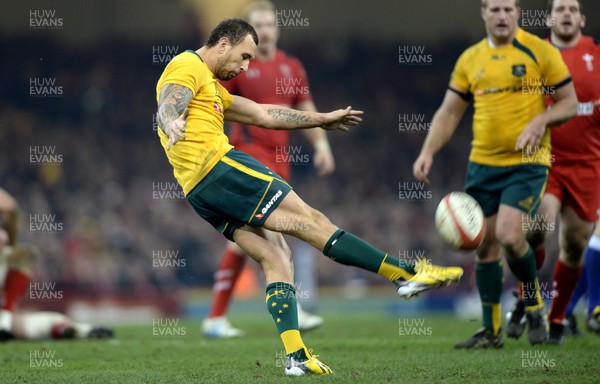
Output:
top-left (413, 89), bottom-right (469, 183)
top-left (224, 95), bottom-right (362, 132)
top-left (157, 84), bottom-right (193, 149)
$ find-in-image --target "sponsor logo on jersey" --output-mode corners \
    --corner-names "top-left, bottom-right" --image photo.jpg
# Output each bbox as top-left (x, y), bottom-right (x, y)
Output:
top-left (578, 102), bottom-right (594, 116)
top-left (213, 101), bottom-right (222, 113)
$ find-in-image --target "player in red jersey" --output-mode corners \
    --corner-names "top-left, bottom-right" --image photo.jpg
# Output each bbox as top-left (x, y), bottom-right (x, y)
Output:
top-left (0, 187), bottom-right (31, 340)
top-left (202, 1), bottom-right (334, 338)
top-left (507, 0), bottom-right (600, 344)
top-left (0, 188), bottom-right (112, 341)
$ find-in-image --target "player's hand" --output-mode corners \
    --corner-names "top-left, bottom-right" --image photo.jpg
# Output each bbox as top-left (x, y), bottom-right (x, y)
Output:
top-left (314, 147), bottom-right (335, 177)
top-left (515, 114), bottom-right (546, 154)
top-left (413, 152), bottom-right (433, 184)
top-left (165, 108), bottom-right (189, 150)
top-left (321, 107), bottom-right (363, 132)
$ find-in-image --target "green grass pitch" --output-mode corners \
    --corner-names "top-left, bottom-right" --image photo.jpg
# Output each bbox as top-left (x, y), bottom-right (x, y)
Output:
top-left (1, 311), bottom-right (598, 383)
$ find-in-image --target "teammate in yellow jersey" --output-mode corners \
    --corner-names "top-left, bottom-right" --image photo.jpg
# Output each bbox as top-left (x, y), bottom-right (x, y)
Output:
top-left (156, 18), bottom-right (464, 375)
top-left (413, 0), bottom-right (578, 348)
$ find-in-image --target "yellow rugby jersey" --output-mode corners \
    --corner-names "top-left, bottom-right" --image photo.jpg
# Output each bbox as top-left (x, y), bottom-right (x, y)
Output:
top-left (156, 50), bottom-right (234, 195)
top-left (450, 28), bottom-right (571, 167)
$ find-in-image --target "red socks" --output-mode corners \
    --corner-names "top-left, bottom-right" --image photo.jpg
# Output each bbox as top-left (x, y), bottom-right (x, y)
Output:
top-left (534, 248), bottom-right (545, 270)
top-left (2, 270), bottom-right (30, 311)
top-left (207, 248), bottom-right (246, 318)
top-left (548, 259), bottom-right (582, 324)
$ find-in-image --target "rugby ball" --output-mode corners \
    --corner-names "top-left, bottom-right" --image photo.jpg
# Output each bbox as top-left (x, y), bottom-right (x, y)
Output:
top-left (435, 192), bottom-right (486, 250)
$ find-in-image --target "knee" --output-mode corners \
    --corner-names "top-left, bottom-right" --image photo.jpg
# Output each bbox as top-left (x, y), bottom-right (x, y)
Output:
top-left (261, 235), bottom-right (293, 268)
top-left (280, 241), bottom-right (292, 263)
top-left (477, 236), bottom-right (501, 262)
top-left (308, 208), bottom-right (328, 228)
top-left (496, 228), bottom-right (526, 257)
top-left (287, 206), bottom-right (329, 236)
top-left (562, 232), bottom-right (589, 265)
top-left (526, 229), bottom-right (546, 250)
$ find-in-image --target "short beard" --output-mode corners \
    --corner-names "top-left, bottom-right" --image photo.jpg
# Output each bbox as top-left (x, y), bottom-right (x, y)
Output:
top-left (554, 29), bottom-right (579, 44)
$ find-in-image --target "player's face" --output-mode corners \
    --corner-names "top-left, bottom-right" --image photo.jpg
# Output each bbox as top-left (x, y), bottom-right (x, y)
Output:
top-left (549, 0), bottom-right (585, 40)
top-left (248, 9), bottom-right (279, 55)
top-left (215, 34), bottom-right (256, 81)
top-left (482, 0), bottom-right (520, 44)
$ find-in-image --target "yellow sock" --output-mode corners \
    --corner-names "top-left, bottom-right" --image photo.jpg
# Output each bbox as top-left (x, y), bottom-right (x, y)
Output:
top-left (491, 303), bottom-right (502, 336)
top-left (377, 254), bottom-right (415, 281)
top-left (280, 330), bottom-right (308, 356)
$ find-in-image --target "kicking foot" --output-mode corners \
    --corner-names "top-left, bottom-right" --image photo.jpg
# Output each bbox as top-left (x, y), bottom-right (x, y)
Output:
top-left (396, 258), bottom-right (463, 299)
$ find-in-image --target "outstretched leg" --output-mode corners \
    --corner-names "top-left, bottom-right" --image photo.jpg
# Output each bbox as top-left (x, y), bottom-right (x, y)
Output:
top-left (262, 191), bottom-right (462, 299)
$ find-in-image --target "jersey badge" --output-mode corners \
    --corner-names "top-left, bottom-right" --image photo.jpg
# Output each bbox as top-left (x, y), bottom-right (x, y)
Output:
top-left (582, 53), bottom-right (594, 72)
top-left (279, 64), bottom-right (291, 77)
top-left (512, 64), bottom-right (526, 77)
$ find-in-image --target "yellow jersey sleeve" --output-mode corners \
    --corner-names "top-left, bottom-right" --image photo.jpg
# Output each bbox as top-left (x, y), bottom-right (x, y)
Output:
top-left (157, 52), bottom-right (207, 97)
top-left (539, 42), bottom-right (571, 87)
top-left (449, 50), bottom-right (471, 96)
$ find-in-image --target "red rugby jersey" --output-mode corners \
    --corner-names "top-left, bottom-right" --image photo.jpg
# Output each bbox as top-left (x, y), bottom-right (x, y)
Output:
top-left (222, 49), bottom-right (313, 149)
top-left (547, 36), bottom-right (600, 163)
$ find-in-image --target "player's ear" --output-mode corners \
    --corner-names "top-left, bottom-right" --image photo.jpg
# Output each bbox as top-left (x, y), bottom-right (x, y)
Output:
top-left (580, 14), bottom-right (586, 29)
top-left (217, 37), bottom-right (230, 53)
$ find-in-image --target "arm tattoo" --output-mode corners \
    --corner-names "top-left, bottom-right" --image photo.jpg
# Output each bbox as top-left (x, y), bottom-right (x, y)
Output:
top-left (266, 108), bottom-right (312, 126)
top-left (157, 84), bottom-right (193, 132)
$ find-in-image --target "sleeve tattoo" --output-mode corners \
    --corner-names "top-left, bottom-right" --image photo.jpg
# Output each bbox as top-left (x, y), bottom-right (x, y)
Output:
top-left (266, 108), bottom-right (312, 126)
top-left (157, 84), bottom-right (193, 132)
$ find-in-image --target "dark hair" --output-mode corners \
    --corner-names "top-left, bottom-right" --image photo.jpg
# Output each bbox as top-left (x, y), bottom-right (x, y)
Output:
top-left (546, 0), bottom-right (583, 13)
top-left (481, 0), bottom-right (520, 9)
top-left (205, 18), bottom-right (259, 48)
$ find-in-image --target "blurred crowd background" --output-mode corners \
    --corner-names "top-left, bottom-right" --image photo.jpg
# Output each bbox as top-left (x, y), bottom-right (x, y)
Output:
top-left (1, 0), bottom-right (599, 311)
